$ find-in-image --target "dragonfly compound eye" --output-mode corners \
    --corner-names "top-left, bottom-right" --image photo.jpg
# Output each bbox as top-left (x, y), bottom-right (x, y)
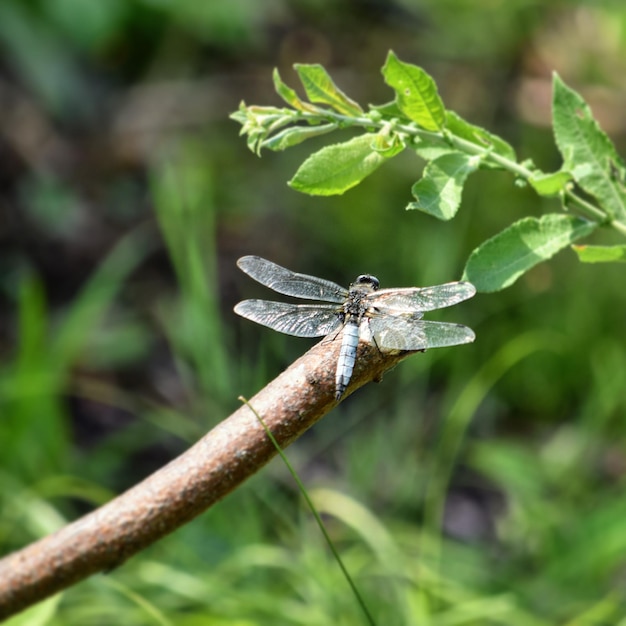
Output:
top-left (356, 274), bottom-right (380, 290)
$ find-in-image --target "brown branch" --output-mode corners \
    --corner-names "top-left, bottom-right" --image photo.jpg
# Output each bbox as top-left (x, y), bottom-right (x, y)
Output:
top-left (0, 338), bottom-right (413, 619)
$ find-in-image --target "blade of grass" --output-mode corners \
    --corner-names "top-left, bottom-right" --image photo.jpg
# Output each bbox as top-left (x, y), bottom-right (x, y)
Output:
top-left (50, 224), bottom-right (157, 369)
top-left (239, 396), bottom-right (377, 626)
top-left (152, 145), bottom-right (232, 407)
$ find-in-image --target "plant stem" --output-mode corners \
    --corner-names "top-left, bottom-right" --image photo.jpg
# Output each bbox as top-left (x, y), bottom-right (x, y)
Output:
top-left (265, 107), bottom-right (626, 237)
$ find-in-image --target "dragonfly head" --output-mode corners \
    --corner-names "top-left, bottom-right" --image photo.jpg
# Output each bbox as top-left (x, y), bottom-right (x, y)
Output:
top-left (353, 274), bottom-right (380, 291)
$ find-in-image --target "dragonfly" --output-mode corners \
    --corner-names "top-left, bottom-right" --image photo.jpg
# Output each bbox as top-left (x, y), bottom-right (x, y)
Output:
top-left (234, 255), bottom-right (476, 400)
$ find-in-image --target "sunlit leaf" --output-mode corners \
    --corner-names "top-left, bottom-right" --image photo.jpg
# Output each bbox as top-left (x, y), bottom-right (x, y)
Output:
top-left (294, 64), bottom-right (363, 116)
top-left (273, 69), bottom-right (319, 113)
top-left (381, 51), bottom-right (445, 131)
top-left (368, 99), bottom-right (406, 120)
top-left (553, 74), bottom-right (626, 220)
top-left (572, 244), bottom-right (626, 263)
top-left (230, 102), bottom-right (299, 154)
top-left (407, 153), bottom-right (480, 220)
top-left (371, 128), bottom-right (406, 157)
top-left (412, 134), bottom-right (456, 161)
top-left (289, 133), bottom-right (393, 195)
top-left (262, 123), bottom-right (338, 151)
top-left (528, 170), bottom-right (572, 196)
top-left (463, 214), bottom-right (597, 292)
top-left (445, 111), bottom-right (517, 164)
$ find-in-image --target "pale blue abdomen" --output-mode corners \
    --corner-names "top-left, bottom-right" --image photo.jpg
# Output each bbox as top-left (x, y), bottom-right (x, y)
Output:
top-left (335, 323), bottom-right (360, 399)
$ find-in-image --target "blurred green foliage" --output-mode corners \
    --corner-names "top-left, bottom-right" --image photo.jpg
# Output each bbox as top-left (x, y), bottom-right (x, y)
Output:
top-left (1, 0), bottom-right (626, 624)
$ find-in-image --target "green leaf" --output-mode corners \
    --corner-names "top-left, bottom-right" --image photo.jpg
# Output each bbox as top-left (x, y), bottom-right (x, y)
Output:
top-left (272, 69), bottom-right (319, 113)
top-left (407, 153), bottom-right (480, 220)
top-left (230, 102), bottom-right (299, 154)
top-left (371, 130), bottom-right (405, 157)
top-left (262, 123), bottom-right (338, 151)
top-left (233, 103), bottom-right (294, 128)
top-left (294, 64), bottom-right (363, 116)
top-left (572, 244), bottom-right (626, 263)
top-left (528, 170), bottom-right (572, 196)
top-left (463, 214), bottom-right (597, 292)
top-left (553, 73), bottom-right (626, 220)
top-left (413, 134), bottom-right (457, 161)
top-left (381, 51), bottom-right (445, 131)
top-left (229, 104), bottom-right (248, 126)
top-left (289, 133), bottom-right (392, 195)
top-left (445, 110), bottom-right (517, 164)
top-left (369, 99), bottom-right (407, 120)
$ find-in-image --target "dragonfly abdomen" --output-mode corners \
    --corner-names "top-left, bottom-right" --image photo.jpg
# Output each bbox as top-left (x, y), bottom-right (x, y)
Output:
top-left (335, 322), bottom-right (360, 400)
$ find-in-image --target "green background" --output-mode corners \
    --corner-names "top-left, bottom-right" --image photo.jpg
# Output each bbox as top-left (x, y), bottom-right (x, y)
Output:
top-left (1, 1), bottom-right (626, 624)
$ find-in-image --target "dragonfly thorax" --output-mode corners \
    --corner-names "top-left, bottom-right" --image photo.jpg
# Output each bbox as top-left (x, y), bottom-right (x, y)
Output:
top-left (342, 274), bottom-right (379, 322)
top-left (354, 274), bottom-right (380, 290)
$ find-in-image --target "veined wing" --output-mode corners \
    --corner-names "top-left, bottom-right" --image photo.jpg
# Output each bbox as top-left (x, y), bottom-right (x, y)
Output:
top-left (234, 300), bottom-right (342, 337)
top-left (237, 256), bottom-right (347, 303)
top-left (369, 316), bottom-right (475, 351)
top-left (366, 282), bottom-right (476, 314)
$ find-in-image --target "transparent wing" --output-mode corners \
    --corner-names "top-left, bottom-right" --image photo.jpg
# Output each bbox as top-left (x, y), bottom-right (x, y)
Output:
top-left (234, 300), bottom-right (343, 337)
top-left (369, 316), bottom-right (475, 351)
top-left (237, 256), bottom-right (347, 303)
top-left (366, 282), bottom-right (476, 314)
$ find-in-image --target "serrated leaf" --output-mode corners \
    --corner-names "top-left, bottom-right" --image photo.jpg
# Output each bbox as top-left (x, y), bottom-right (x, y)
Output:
top-left (445, 111), bottom-right (517, 164)
top-left (381, 51), bottom-right (445, 131)
top-left (407, 153), bottom-right (480, 220)
top-left (553, 74), bottom-right (626, 220)
top-left (528, 170), bottom-right (572, 196)
top-left (289, 133), bottom-right (393, 195)
top-left (463, 214), bottom-right (597, 292)
top-left (294, 64), bottom-right (363, 116)
top-left (262, 123), bottom-right (338, 151)
top-left (572, 244), bottom-right (626, 263)
top-left (273, 69), bottom-right (319, 113)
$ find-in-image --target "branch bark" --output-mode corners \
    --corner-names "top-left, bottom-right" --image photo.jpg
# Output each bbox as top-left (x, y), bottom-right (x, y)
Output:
top-left (0, 337), bottom-right (413, 619)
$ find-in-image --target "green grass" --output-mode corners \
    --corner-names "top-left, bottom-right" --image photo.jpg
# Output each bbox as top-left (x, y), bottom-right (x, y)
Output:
top-left (4, 178), bottom-right (626, 622)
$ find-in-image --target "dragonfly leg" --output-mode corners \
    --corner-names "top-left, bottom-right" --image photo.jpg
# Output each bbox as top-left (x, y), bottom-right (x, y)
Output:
top-left (321, 327), bottom-right (342, 345)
